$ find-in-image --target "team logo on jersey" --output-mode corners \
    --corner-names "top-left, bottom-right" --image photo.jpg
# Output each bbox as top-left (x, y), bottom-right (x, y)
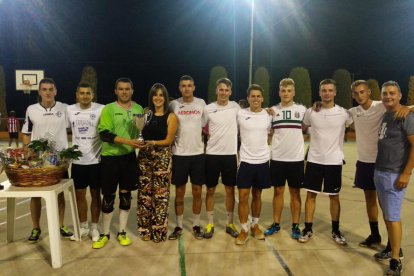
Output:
top-left (90, 114), bottom-right (96, 120)
top-left (78, 127), bottom-right (89, 134)
top-left (295, 112), bottom-right (300, 118)
top-left (75, 112), bottom-right (81, 115)
top-left (56, 111), bottom-right (63, 117)
top-left (245, 117), bottom-right (251, 120)
top-left (179, 105), bottom-right (185, 108)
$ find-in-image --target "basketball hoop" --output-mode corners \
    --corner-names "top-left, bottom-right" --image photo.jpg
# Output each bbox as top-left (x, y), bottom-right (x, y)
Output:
top-left (22, 79), bottom-right (32, 94)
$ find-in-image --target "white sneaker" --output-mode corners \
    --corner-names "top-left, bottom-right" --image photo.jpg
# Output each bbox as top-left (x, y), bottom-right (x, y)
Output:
top-left (70, 226), bottom-right (90, 241)
top-left (90, 228), bottom-right (100, 242)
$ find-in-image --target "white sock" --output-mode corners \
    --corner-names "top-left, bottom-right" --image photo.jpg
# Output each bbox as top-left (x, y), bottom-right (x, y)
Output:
top-left (226, 212), bottom-right (233, 225)
top-left (102, 212), bottom-right (114, 235)
top-left (252, 217), bottom-right (259, 227)
top-left (192, 214), bottom-right (201, 227)
top-left (241, 223), bottom-right (249, 232)
top-left (207, 211), bottom-right (214, 225)
top-left (119, 209), bottom-right (130, 233)
top-left (90, 223), bottom-right (98, 230)
top-left (80, 221), bottom-right (89, 228)
top-left (177, 215), bottom-right (184, 228)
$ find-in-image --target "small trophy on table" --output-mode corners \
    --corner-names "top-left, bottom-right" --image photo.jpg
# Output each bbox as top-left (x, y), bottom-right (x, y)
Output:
top-left (135, 114), bottom-right (145, 143)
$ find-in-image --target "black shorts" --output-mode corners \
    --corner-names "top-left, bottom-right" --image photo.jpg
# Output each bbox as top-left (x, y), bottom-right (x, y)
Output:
top-left (354, 161), bottom-right (376, 191)
top-left (270, 160), bottom-right (304, 189)
top-left (237, 161), bottom-right (271, 190)
top-left (303, 162), bottom-right (342, 194)
top-left (100, 152), bottom-right (139, 195)
top-left (172, 154), bottom-right (205, 186)
top-left (206, 154), bottom-right (237, 188)
top-left (9, 132), bottom-right (18, 139)
top-left (71, 163), bottom-right (100, 190)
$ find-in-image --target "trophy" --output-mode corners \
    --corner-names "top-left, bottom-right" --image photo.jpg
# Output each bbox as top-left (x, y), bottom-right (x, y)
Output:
top-left (135, 114), bottom-right (145, 143)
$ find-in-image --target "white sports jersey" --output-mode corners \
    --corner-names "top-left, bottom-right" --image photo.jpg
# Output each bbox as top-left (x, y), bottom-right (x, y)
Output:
top-left (349, 101), bottom-right (385, 163)
top-left (206, 101), bottom-right (240, 155)
top-left (238, 108), bottom-right (272, 164)
top-left (303, 105), bottom-right (353, 165)
top-left (271, 103), bottom-right (306, 161)
top-left (170, 97), bottom-right (207, 156)
top-left (67, 103), bottom-right (104, 165)
top-left (22, 102), bottom-right (69, 150)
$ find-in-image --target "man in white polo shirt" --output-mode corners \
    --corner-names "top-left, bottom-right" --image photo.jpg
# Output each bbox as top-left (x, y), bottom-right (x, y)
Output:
top-left (67, 83), bottom-right (104, 242)
top-left (203, 78), bottom-right (240, 239)
top-left (236, 84), bottom-right (272, 245)
top-left (22, 78), bottom-right (73, 242)
top-left (299, 79), bottom-right (352, 245)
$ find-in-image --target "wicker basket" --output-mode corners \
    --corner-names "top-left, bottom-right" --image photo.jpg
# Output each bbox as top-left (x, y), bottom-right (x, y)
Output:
top-left (5, 164), bottom-right (68, 187)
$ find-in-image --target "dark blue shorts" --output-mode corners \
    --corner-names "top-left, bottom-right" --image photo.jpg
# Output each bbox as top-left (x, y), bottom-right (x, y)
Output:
top-left (71, 163), bottom-right (100, 190)
top-left (237, 161), bottom-right (271, 190)
top-left (270, 160), bottom-right (304, 188)
top-left (354, 161), bottom-right (376, 190)
top-left (303, 162), bottom-right (342, 194)
top-left (172, 154), bottom-right (205, 186)
top-left (206, 154), bottom-right (237, 188)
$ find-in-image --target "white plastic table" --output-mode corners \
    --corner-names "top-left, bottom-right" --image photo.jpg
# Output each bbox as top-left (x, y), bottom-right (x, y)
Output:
top-left (0, 179), bottom-right (81, 268)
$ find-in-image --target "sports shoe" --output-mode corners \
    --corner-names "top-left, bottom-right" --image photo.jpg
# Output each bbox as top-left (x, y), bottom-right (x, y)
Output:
top-left (331, 231), bottom-right (347, 245)
top-left (60, 225), bottom-right (73, 238)
top-left (359, 234), bottom-right (381, 247)
top-left (298, 229), bottom-right (313, 243)
top-left (386, 258), bottom-right (402, 275)
top-left (117, 231), bottom-right (132, 246)
top-left (90, 228), bottom-right (100, 242)
top-left (291, 225), bottom-right (301, 240)
top-left (264, 223), bottom-right (281, 236)
top-left (92, 234), bottom-right (109, 249)
top-left (235, 229), bottom-right (249, 245)
top-left (251, 224), bottom-right (265, 240)
top-left (28, 228), bottom-right (41, 242)
top-left (70, 225), bottom-right (90, 241)
top-left (375, 247), bottom-right (404, 262)
top-left (168, 227), bottom-right (183, 240)
top-left (225, 223), bottom-right (239, 238)
top-left (203, 224), bottom-right (215, 239)
top-left (192, 225), bottom-right (203, 240)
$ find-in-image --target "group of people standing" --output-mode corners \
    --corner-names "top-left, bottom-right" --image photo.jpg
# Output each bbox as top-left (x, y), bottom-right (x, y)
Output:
top-left (19, 74), bottom-right (413, 275)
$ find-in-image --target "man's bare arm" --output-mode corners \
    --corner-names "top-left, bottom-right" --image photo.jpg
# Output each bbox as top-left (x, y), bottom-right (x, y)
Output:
top-left (396, 135), bottom-right (414, 189)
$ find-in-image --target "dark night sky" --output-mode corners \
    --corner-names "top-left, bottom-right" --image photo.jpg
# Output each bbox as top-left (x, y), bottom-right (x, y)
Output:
top-left (0, 0), bottom-right (413, 117)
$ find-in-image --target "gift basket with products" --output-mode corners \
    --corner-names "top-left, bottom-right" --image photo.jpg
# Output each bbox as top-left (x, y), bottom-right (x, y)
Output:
top-left (0, 138), bottom-right (82, 187)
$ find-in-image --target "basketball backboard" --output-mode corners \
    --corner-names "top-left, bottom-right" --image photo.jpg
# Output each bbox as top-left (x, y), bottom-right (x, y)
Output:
top-left (15, 70), bottom-right (44, 91)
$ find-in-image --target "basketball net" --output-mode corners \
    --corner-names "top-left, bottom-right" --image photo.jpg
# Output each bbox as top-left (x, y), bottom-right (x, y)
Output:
top-left (22, 79), bottom-right (32, 94)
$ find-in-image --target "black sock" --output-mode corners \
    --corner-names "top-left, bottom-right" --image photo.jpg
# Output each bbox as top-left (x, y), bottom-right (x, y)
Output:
top-left (369, 221), bottom-right (380, 236)
top-left (292, 223), bottom-right (299, 229)
top-left (273, 222), bottom-right (280, 227)
top-left (304, 222), bottom-right (313, 231)
top-left (332, 221), bottom-right (340, 233)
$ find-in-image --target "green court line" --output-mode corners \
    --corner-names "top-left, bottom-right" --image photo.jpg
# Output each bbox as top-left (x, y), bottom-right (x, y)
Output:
top-left (178, 235), bottom-right (186, 276)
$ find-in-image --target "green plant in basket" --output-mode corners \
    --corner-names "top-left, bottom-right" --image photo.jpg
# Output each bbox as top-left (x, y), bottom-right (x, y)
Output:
top-left (59, 145), bottom-right (83, 162)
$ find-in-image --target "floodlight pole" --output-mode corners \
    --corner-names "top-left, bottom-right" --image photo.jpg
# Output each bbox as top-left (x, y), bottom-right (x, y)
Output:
top-left (248, 0), bottom-right (255, 86)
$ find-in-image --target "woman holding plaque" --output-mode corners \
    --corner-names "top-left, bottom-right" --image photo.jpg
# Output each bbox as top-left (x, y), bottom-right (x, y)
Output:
top-left (137, 83), bottom-right (178, 242)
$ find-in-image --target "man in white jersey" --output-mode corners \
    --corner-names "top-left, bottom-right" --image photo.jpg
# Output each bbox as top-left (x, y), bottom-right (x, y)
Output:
top-left (235, 84), bottom-right (272, 245)
top-left (67, 83), bottom-right (104, 242)
top-left (22, 78), bottom-right (73, 242)
top-left (203, 78), bottom-right (240, 239)
top-left (168, 75), bottom-right (207, 240)
top-left (265, 78), bottom-right (306, 240)
top-left (299, 79), bottom-right (352, 245)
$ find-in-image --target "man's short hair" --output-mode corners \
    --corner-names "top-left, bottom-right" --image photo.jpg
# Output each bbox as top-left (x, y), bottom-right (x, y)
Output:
top-left (319, 79), bottom-right (336, 89)
top-left (247, 84), bottom-right (264, 96)
top-left (279, 78), bottom-right (295, 88)
top-left (77, 82), bottom-right (93, 92)
top-left (39, 78), bottom-right (56, 89)
top-left (382, 80), bottom-right (401, 92)
top-left (115, 77), bottom-right (133, 89)
top-left (351, 80), bottom-right (368, 91)
top-left (179, 75), bottom-right (194, 83)
top-left (216, 78), bottom-right (232, 88)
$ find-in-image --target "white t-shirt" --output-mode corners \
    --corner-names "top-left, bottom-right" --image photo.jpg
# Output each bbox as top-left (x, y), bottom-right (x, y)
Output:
top-left (349, 101), bottom-right (385, 163)
top-left (22, 102), bottom-right (69, 150)
top-left (170, 97), bottom-right (207, 156)
top-left (303, 105), bottom-right (353, 165)
top-left (237, 108), bottom-right (272, 164)
top-left (205, 101), bottom-right (240, 155)
top-left (271, 103), bottom-right (307, 161)
top-left (67, 103), bottom-right (104, 165)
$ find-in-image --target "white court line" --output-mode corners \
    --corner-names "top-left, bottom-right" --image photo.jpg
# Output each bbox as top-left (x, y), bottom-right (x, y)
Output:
top-left (0, 198), bottom-right (31, 212)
